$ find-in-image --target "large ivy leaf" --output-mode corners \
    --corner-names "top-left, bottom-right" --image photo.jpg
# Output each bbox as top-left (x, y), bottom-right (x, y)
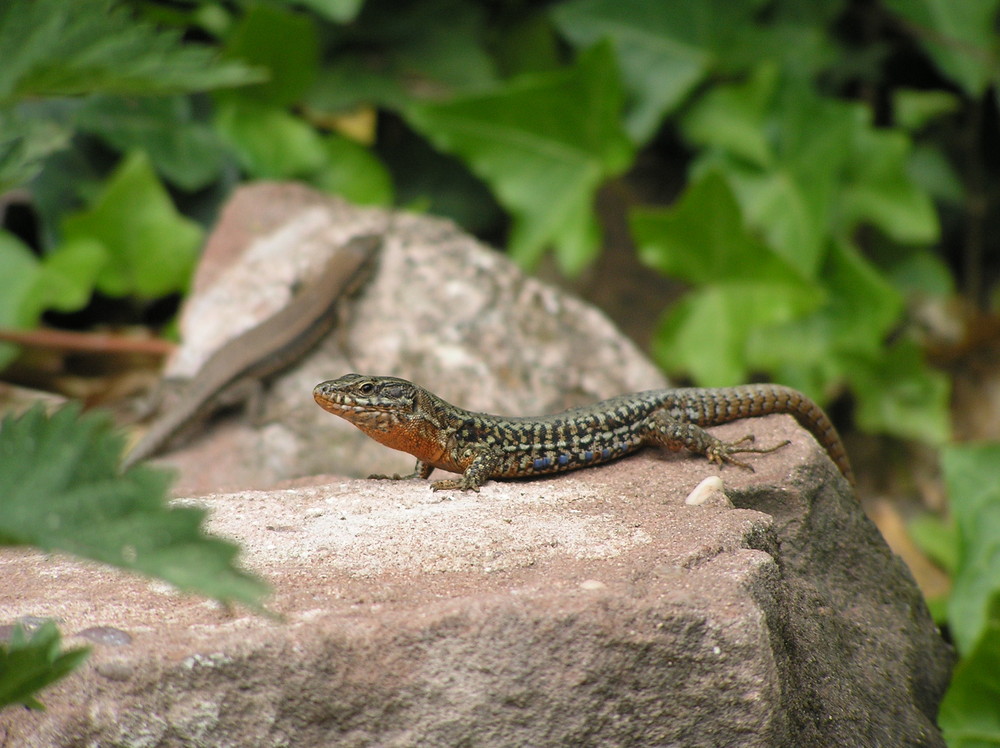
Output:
top-left (632, 172), bottom-right (818, 384)
top-left (0, 404), bottom-right (269, 610)
top-left (0, 621), bottom-right (90, 711)
top-left (941, 444), bottom-right (1000, 654)
top-left (684, 69), bottom-right (856, 278)
top-left (633, 170), bottom-right (808, 285)
top-left (75, 95), bottom-right (226, 191)
top-left (651, 282), bottom-right (819, 386)
top-left (405, 42), bottom-right (633, 274)
top-left (61, 151), bottom-right (202, 299)
top-left (938, 445), bottom-right (1000, 746)
top-left (883, 0), bottom-right (1000, 97)
top-left (553, 0), bottom-right (713, 143)
top-left (552, 0), bottom-right (800, 144)
top-left (215, 99), bottom-right (326, 180)
top-left (685, 69), bottom-right (938, 277)
top-left (0, 0), bottom-right (264, 103)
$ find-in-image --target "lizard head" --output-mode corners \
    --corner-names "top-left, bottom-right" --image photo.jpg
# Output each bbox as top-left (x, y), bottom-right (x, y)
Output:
top-left (313, 374), bottom-right (453, 464)
top-left (313, 374), bottom-right (423, 420)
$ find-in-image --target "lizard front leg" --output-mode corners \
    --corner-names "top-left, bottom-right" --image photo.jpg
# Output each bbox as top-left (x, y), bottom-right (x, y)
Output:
top-left (648, 412), bottom-right (790, 471)
top-left (430, 448), bottom-right (501, 492)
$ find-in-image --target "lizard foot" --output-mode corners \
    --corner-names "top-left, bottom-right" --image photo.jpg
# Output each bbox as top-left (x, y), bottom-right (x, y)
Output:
top-left (369, 472), bottom-right (419, 481)
top-left (430, 478), bottom-right (480, 492)
top-left (706, 434), bottom-right (792, 471)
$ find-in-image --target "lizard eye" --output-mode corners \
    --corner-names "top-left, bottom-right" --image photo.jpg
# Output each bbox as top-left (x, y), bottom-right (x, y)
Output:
top-left (358, 382), bottom-right (375, 396)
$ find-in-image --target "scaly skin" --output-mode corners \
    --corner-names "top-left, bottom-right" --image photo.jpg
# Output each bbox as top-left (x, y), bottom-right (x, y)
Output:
top-left (123, 235), bottom-right (380, 468)
top-left (313, 374), bottom-right (854, 491)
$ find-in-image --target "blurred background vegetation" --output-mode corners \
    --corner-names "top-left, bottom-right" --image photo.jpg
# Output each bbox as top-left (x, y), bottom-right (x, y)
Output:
top-left (1, 0), bottom-right (999, 738)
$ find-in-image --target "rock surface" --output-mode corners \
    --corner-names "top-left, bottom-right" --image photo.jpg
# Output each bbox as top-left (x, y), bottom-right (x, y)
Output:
top-left (138, 182), bottom-right (665, 495)
top-left (1, 418), bottom-right (951, 747)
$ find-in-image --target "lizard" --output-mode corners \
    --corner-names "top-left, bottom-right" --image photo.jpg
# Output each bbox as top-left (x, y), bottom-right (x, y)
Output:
top-left (312, 373), bottom-right (854, 491)
top-left (122, 234), bottom-right (381, 469)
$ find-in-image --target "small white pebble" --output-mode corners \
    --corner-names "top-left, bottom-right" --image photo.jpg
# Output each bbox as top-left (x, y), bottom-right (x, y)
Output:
top-left (579, 579), bottom-right (607, 591)
top-left (684, 476), bottom-right (729, 506)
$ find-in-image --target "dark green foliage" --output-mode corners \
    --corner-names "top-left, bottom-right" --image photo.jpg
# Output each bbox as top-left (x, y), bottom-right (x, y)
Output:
top-left (0, 622), bottom-right (90, 711)
top-left (935, 445), bottom-right (1000, 745)
top-left (2, 1), bottom-right (999, 734)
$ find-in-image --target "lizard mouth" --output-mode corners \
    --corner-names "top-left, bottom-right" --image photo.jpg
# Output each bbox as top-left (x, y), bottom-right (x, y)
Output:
top-left (312, 385), bottom-right (388, 416)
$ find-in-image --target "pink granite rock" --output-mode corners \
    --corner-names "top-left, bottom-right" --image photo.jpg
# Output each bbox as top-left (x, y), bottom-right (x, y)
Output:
top-left (0, 418), bottom-right (950, 747)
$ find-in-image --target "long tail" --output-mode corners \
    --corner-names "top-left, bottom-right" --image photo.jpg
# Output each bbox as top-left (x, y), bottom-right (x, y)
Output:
top-left (669, 385), bottom-right (855, 485)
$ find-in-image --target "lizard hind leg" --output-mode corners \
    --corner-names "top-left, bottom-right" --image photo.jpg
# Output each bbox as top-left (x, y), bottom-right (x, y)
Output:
top-left (647, 412), bottom-right (791, 472)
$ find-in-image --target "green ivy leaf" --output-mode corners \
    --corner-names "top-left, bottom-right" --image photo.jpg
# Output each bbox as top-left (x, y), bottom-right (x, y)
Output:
top-left (0, 621), bottom-right (89, 711)
top-left (405, 42), bottom-right (633, 274)
top-left (0, 231), bottom-right (42, 327)
top-left (748, 239), bottom-right (904, 373)
top-left (26, 237), bottom-right (108, 317)
top-left (680, 62), bottom-right (777, 168)
top-left (215, 99), bottom-right (326, 179)
top-left (651, 281), bottom-right (819, 386)
top-left (75, 95), bottom-right (225, 191)
top-left (940, 610), bottom-right (1000, 748)
top-left (553, 0), bottom-right (715, 143)
top-left (0, 404), bottom-right (270, 610)
top-left (633, 172), bottom-right (818, 384)
top-left (311, 134), bottom-right (394, 205)
top-left (937, 445), bottom-right (1000, 745)
top-left (841, 124), bottom-right (940, 245)
top-left (0, 231), bottom-right (43, 369)
top-left (686, 69), bottom-right (939, 278)
top-left (846, 340), bottom-right (951, 444)
top-left (883, 0), bottom-right (999, 97)
top-left (684, 71), bottom-right (856, 278)
top-left (633, 170), bottom-right (807, 285)
top-left (942, 444), bottom-right (1000, 655)
top-left (61, 150), bottom-right (201, 299)
top-left (0, 0), bottom-right (265, 103)
top-left (221, 3), bottom-right (319, 107)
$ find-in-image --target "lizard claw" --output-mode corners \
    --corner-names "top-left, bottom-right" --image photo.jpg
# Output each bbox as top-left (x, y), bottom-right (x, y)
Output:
top-left (430, 479), bottom-right (479, 492)
top-left (707, 435), bottom-right (791, 471)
